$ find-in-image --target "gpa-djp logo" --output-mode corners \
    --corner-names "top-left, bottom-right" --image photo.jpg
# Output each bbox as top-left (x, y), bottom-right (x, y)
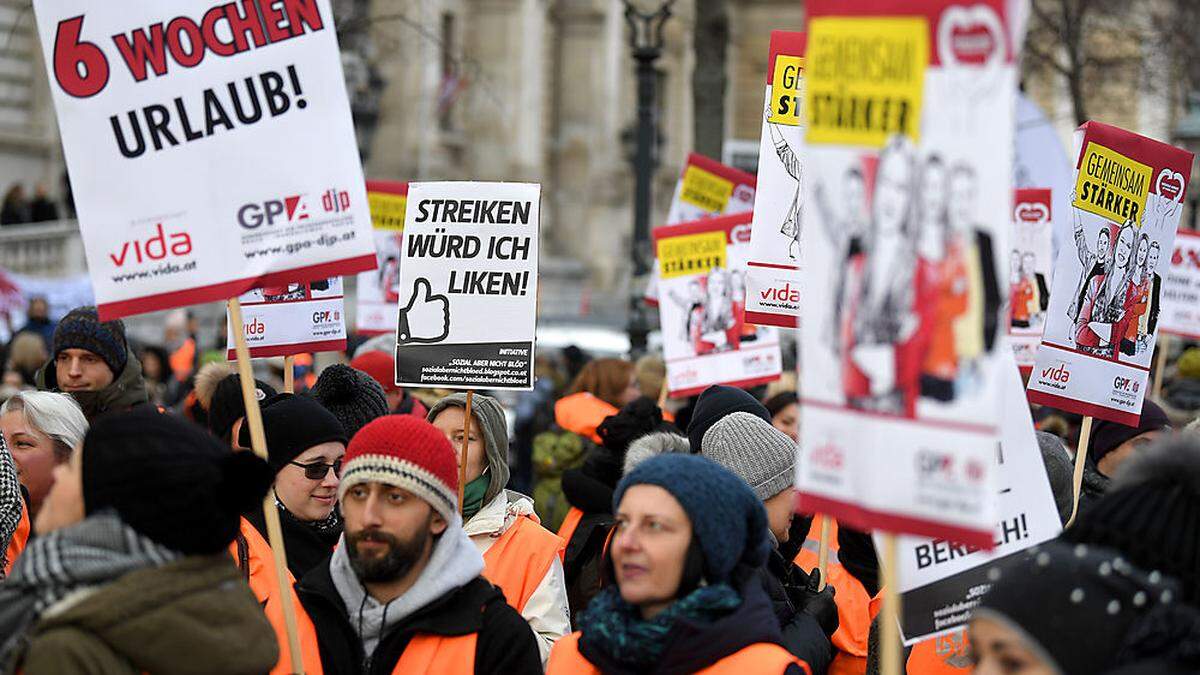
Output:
top-left (238, 188), bottom-right (351, 229)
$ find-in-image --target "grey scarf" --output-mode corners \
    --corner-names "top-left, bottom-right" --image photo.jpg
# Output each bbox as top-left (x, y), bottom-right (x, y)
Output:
top-left (0, 511), bottom-right (178, 668)
top-left (0, 435), bottom-right (20, 576)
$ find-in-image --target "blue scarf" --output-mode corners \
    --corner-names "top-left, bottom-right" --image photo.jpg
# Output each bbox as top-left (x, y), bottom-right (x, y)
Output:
top-left (578, 582), bottom-right (742, 670)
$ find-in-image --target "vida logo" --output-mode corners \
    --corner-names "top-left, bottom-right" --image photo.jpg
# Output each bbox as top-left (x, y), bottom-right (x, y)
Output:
top-left (244, 317), bottom-right (266, 336)
top-left (761, 282), bottom-right (800, 304)
top-left (109, 223), bottom-right (193, 267)
top-left (1041, 363), bottom-right (1070, 383)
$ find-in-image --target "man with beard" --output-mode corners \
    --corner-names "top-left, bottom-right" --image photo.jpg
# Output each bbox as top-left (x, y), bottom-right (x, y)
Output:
top-left (295, 415), bottom-right (541, 674)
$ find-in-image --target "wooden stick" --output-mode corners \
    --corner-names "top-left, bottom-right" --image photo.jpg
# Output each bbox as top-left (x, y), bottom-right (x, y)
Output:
top-left (880, 533), bottom-right (902, 675)
top-left (1152, 333), bottom-right (1171, 400)
top-left (229, 299), bottom-right (306, 675)
top-left (1065, 415), bottom-right (1094, 529)
top-left (459, 390), bottom-right (474, 513)
top-left (283, 355), bottom-right (295, 393)
top-left (816, 515), bottom-right (832, 591)
top-left (657, 376), bottom-right (669, 409)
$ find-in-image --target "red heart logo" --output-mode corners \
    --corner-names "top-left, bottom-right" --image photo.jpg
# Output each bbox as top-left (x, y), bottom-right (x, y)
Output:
top-left (950, 24), bottom-right (995, 65)
top-left (938, 6), bottom-right (1005, 69)
top-left (1157, 169), bottom-right (1184, 202)
top-left (1014, 202), bottom-right (1048, 225)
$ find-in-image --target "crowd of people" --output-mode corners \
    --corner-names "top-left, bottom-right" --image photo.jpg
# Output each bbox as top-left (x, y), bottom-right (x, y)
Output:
top-left (0, 181), bottom-right (70, 227)
top-left (0, 298), bottom-right (1198, 674)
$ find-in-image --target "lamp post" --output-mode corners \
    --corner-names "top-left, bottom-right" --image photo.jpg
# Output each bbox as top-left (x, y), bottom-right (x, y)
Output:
top-left (622, 0), bottom-right (673, 358)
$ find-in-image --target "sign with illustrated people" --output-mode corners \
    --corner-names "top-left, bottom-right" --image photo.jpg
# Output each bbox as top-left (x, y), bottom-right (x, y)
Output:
top-left (1027, 122), bottom-right (1193, 425)
top-left (655, 212), bottom-right (783, 397)
top-left (744, 30), bottom-right (806, 328)
top-left (1009, 189), bottom-right (1053, 372)
top-left (357, 181), bottom-right (408, 335)
top-left (32, 0), bottom-right (376, 320)
top-left (796, 0), bottom-right (1018, 547)
top-left (224, 277), bottom-right (347, 358)
top-left (393, 182), bottom-right (541, 390)
top-left (1158, 230), bottom-right (1200, 340)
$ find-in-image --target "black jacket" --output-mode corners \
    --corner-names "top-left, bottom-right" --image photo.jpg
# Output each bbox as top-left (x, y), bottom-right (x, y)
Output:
top-left (244, 503), bottom-right (340, 581)
top-left (579, 577), bottom-right (807, 675)
top-left (295, 561), bottom-right (541, 675)
top-left (762, 549), bottom-right (834, 675)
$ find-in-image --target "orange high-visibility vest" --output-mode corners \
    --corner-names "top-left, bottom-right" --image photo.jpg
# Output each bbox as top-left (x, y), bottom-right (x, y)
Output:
top-left (793, 516), bottom-right (882, 675)
top-left (557, 507), bottom-right (585, 560)
top-left (906, 629), bottom-right (972, 674)
top-left (230, 518), bottom-right (324, 675)
top-left (554, 393), bottom-right (618, 444)
top-left (4, 505), bottom-right (30, 576)
top-left (547, 631), bottom-right (809, 675)
top-left (480, 514), bottom-right (564, 613)
top-left (391, 633), bottom-right (478, 674)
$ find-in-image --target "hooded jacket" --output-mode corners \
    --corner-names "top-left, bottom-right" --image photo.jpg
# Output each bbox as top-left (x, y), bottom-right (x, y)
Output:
top-left (35, 348), bottom-right (149, 420)
top-left (14, 554), bottom-right (277, 675)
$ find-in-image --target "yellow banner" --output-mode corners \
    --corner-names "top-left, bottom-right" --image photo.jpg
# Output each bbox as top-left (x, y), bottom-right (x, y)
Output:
top-left (769, 55), bottom-right (805, 127)
top-left (680, 165), bottom-right (734, 212)
top-left (1073, 142), bottom-right (1152, 224)
top-left (804, 16), bottom-right (928, 147)
top-left (368, 191), bottom-right (407, 231)
top-left (659, 231), bottom-right (727, 279)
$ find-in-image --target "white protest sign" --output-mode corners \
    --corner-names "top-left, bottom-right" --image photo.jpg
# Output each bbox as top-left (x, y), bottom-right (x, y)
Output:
top-left (744, 30), bottom-right (805, 328)
top-left (796, 0), bottom-right (1016, 547)
top-left (887, 356), bottom-right (1062, 645)
top-left (394, 182), bottom-right (540, 390)
top-left (224, 277), bottom-right (346, 359)
top-left (32, 0), bottom-right (375, 320)
top-left (654, 212), bottom-right (782, 397)
top-left (1009, 188), bottom-right (1053, 372)
top-left (1027, 122), bottom-right (1193, 425)
top-left (357, 181), bottom-right (408, 335)
top-left (1158, 230), bottom-right (1200, 340)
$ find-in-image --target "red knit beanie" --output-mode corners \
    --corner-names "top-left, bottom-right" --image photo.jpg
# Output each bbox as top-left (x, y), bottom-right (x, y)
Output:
top-left (339, 415), bottom-right (459, 522)
top-left (349, 351), bottom-right (399, 394)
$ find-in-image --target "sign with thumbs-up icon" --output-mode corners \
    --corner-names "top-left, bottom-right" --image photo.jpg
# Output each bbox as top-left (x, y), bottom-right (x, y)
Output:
top-left (393, 181), bottom-right (541, 391)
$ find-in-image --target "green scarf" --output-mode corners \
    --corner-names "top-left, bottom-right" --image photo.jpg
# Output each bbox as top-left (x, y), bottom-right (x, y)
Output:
top-left (462, 472), bottom-right (489, 520)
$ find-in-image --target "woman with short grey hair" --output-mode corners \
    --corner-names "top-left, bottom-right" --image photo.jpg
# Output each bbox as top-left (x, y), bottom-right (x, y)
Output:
top-left (0, 391), bottom-right (88, 518)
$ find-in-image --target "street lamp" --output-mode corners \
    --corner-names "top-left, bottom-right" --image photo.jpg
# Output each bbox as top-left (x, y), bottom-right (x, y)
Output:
top-left (622, 0), bottom-right (674, 358)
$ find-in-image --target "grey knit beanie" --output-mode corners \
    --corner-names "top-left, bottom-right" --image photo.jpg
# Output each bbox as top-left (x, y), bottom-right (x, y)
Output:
top-left (701, 411), bottom-right (796, 501)
top-left (427, 393), bottom-right (509, 503)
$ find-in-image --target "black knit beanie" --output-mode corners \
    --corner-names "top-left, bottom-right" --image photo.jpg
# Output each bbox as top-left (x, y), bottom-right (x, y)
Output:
top-left (52, 306), bottom-right (128, 376)
top-left (82, 408), bottom-right (273, 555)
top-left (208, 374), bottom-right (277, 442)
top-left (311, 364), bottom-right (388, 440)
top-left (1065, 437), bottom-right (1200, 604)
top-left (686, 384), bottom-right (771, 452)
top-left (1089, 400), bottom-right (1171, 465)
top-left (239, 394), bottom-right (348, 473)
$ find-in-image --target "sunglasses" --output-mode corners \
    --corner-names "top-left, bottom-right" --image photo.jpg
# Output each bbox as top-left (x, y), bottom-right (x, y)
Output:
top-left (290, 459), bottom-right (342, 481)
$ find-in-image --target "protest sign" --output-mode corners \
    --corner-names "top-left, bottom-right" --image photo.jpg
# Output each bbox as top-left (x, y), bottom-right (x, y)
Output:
top-left (224, 277), bottom-right (346, 359)
top-left (744, 30), bottom-right (806, 328)
top-left (796, 0), bottom-right (1018, 547)
top-left (1026, 122), bottom-right (1193, 425)
top-left (394, 182), bottom-right (540, 390)
top-left (1009, 189), bottom-right (1053, 372)
top-left (33, 0), bottom-right (376, 321)
top-left (654, 212), bottom-right (783, 397)
top-left (887, 357), bottom-right (1062, 645)
top-left (1158, 230), bottom-right (1200, 340)
top-left (357, 181), bottom-right (408, 335)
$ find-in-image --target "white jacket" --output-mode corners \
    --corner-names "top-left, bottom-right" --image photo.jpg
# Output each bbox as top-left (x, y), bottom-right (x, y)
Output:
top-left (465, 490), bottom-right (570, 666)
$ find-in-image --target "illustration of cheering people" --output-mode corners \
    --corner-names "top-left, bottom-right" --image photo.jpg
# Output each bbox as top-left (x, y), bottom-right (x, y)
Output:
top-left (1142, 241), bottom-right (1163, 342)
top-left (945, 164), bottom-right (1002, 395)
top-left (1067, 193), bottom-right (1113, 333)
top-left (766, 104), bottom-right (802, 259)
top-left (814, 164), bottom-right (868, 350)
top-left (694, 267), bottom-right (740, 354)
top-left (1075, 220), bottom-right (1135, 358)
top-left (1117, 233), bottom-right (1153, 356)
top-left (1010, 249), bottom-right (1034, 328)
top-left (915, 153), bottom-right (967, 403)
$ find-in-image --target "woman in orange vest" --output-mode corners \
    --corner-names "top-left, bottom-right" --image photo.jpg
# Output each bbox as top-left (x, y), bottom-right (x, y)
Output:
top-left (428, 392), bottom-right (570, 664)
top-left (548, 454), bottom-right (810, 675)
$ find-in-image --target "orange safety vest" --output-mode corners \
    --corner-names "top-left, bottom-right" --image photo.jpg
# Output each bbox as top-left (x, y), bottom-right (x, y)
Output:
top-left (906, 629), bottom-right (972, 674)
top-left (4, 505), bottom-right (30, 576)
top-left (557, 507), bottom-right (585, 560)
top-left (391, 633), bottom-right (478, 674)
top-left (793, 516), bottom-right (882, 675)
top-left (547, 631), bottom-right (809, 675)
top-left (229, 518), bottom-right (324, 675)
top-left (554, 393), bottom-right (618, 445)
top-left (480, 514), bottom-right (565, 613)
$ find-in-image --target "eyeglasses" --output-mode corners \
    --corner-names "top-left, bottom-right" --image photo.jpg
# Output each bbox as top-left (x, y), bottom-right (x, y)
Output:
top-left (290, 459), bottom-right (342, 481)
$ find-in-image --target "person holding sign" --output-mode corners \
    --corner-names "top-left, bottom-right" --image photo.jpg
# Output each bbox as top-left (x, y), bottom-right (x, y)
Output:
top-left (1074, 399), bottom-right (1171, 516)
top-left (547, 454), bottom-right (808, 674)
top-left (428, 393), bottom-right (570, 664)
top-left (296, 415), bottom-right (541, 674)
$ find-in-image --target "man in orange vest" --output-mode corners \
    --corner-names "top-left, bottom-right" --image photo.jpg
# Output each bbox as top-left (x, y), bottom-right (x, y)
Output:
top-left (428, 393), bottom-right (569, 663)
top-left (295, 415), bottom-right (541, 674)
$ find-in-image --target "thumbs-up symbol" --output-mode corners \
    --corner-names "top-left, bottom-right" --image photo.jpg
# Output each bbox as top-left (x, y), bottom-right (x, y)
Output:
top-left (397, 278), bottom-right (450, 344)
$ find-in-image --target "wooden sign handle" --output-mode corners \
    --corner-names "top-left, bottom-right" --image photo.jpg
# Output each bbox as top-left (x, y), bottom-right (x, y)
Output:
top-left (880, 533), bottom-right (902, 675)
top-left (459, 390), bottom-right (474, 513)
top-left (283, 355), bottom-right (295, 393)
top-left (1065, 415), bottom-right (1094, 529)
top-left (816, 515), bottom-right (832, 591)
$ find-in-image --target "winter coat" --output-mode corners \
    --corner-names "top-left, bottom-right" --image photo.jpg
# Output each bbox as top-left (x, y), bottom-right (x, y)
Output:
top-left (465, 490), bottom-right (569, 664)
top-left (295, 560), bottom-right (542, 675)
top-left (762, 548), bottom-right (834, 674)
top-left (15, 554), bottom-right (277, 675)
top-left (35, 348), bottom-right (149, 421)
top-left (244, 501), bottom-right (340, 581)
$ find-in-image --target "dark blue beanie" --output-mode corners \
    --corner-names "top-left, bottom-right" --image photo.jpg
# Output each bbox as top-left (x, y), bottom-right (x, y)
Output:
top-left (613, 453), bottom-right (769, 583)
top-left (52, 306), bottom-right (128, 376)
